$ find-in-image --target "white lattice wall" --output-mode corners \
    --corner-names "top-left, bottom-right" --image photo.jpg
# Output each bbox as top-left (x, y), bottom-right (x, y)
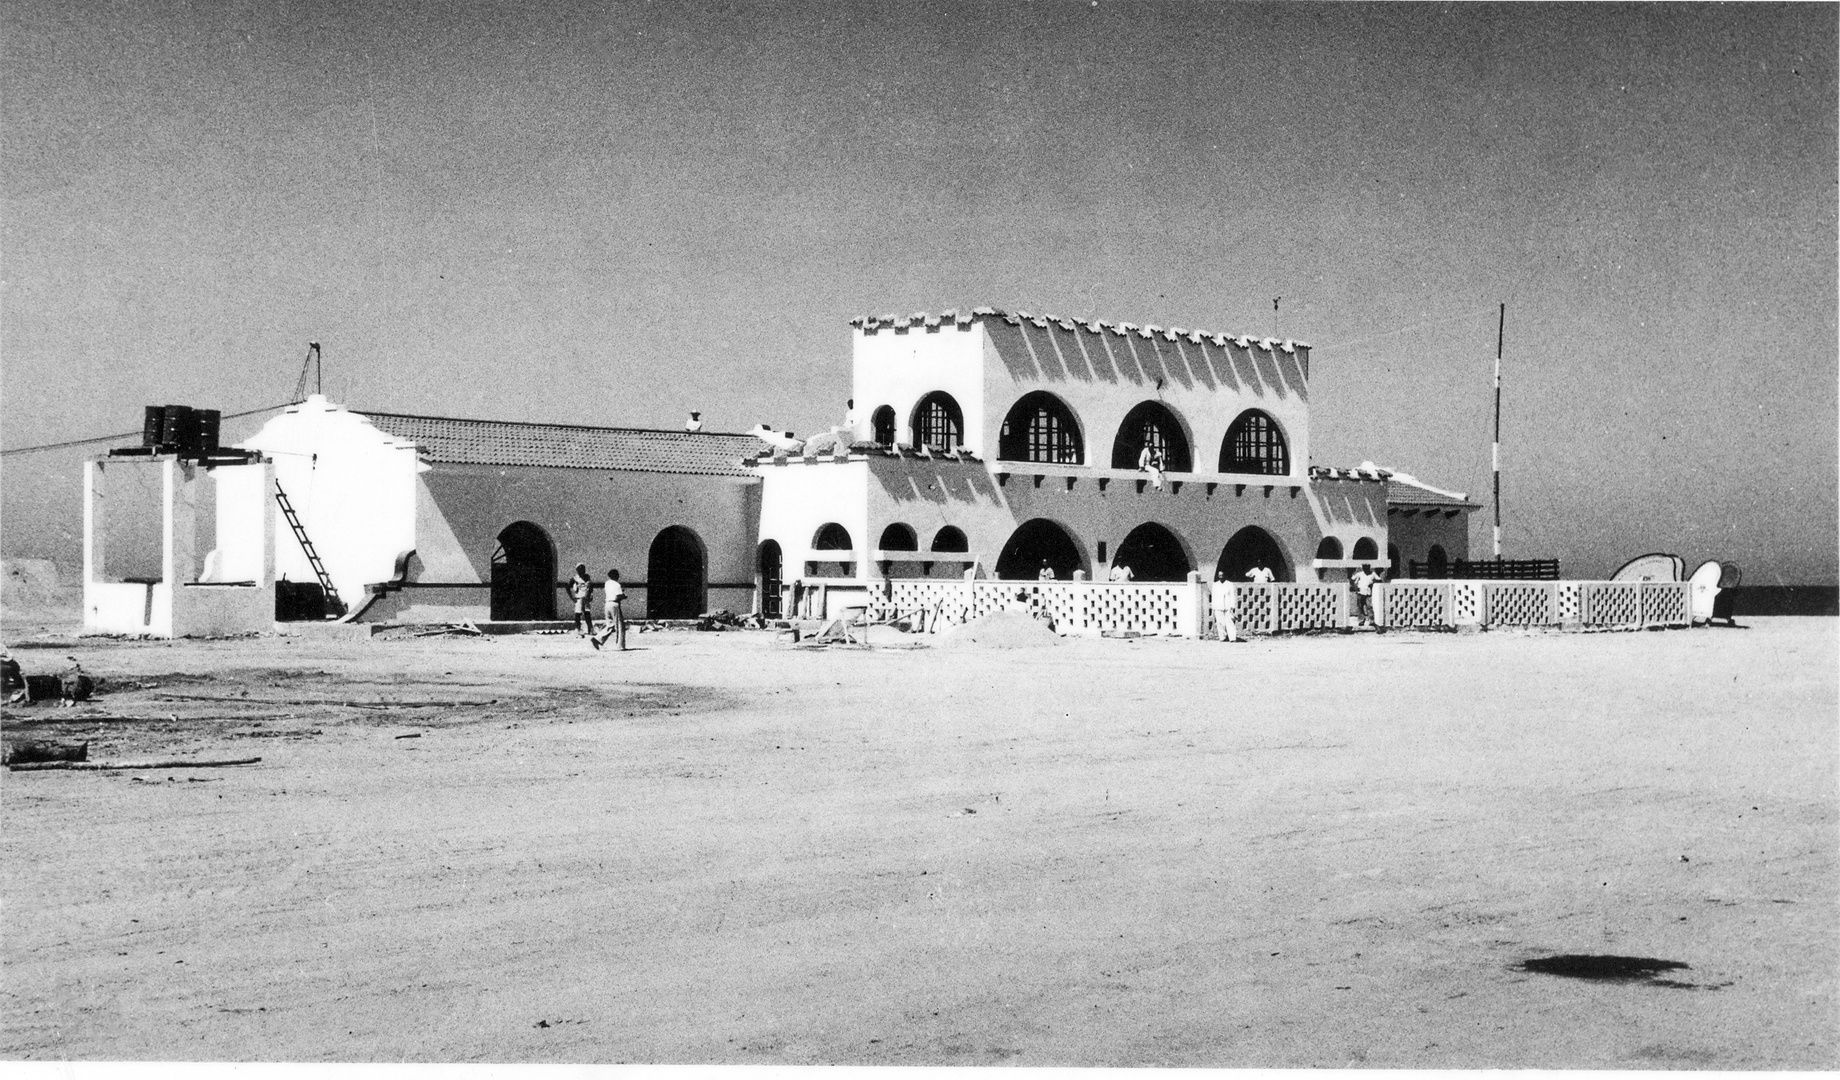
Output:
top-left (1556, 582), bottom-right (1583, 623)
top-left (1583, 582), bottom-right (1642, 627)
top-left (1483, 583), bottom-right (1555, 625)
top-left (1377, 582), bottom-right (1450, 627)
top-left (1232, 584), bottom-right (1277, 633)
top-left (1277, 583), bottom-right (1346, 630)
top-left (1101, 583), bottom-right (1184, 634)
top-left (1640, 581), bottom-right (1690, 626)
top-left (879, 580), bottom-right (969, 622)
top-left (1451, 583), bottom-right (1483, 624)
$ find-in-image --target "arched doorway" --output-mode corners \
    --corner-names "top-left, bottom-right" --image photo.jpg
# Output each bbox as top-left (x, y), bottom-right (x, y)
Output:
top-left (490, 521), bottom-right (556, 621)
top-left (1387, 543), bottom-right (1401, 578)
top-left (1427, 544), bottom-right (1449, 578)
top-left (870, 405), bottom-right (897, 447)
top-left (758, 540), bottom-right (783, 618)
top-left (995, 518), bottom-right (1085, 580)
top-left (647, 526), bottom-right (706, 619)
top-left (1110, 401), bottom-right (1192, 472)
top-left (1217, 526), bottom-right (1291, 583)
top-left (1113, 522), bottom-right (1192, 582)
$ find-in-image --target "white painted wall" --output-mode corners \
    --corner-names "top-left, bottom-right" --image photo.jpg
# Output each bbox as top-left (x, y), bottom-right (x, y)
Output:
top-left (757, 458), bottom-right (870, 582)
top-left (851, 321), bottom-right (988, 454)
top-left (238, 396), bottom-right (420, 606)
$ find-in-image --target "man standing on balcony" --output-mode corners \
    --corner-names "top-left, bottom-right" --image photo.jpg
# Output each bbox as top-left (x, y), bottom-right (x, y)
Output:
top-left (1352, 564), bottom-right (1382, 628)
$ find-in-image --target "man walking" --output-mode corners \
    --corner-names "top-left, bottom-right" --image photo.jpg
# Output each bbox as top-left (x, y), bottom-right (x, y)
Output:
top-left (592, 568), bottom-right (628, 651)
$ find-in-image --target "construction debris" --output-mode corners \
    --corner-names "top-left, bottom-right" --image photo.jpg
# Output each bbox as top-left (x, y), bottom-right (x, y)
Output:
top-left (8, 756), bottom-right (262, 772)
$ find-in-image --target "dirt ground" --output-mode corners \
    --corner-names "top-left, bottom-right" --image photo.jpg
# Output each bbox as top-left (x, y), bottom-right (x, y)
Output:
top-left (2, 617), bottom-right (1834, 1067)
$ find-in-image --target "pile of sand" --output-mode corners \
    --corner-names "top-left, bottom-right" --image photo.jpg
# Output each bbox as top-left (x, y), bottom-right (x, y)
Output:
top-left (937, 609), bottom-right (1061, 648)
top-left (1, 558), bottom-right (80, 619)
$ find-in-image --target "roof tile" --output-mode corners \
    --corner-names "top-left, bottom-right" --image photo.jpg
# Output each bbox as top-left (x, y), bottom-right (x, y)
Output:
top-left (359, 412), bottom-right (760, 477)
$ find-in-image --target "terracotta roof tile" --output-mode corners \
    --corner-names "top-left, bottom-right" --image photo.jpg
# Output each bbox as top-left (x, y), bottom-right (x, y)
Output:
top-left (358, 412), bottom-right (760, 477)
top-left (1387, 479), bottom-right (1479, 508)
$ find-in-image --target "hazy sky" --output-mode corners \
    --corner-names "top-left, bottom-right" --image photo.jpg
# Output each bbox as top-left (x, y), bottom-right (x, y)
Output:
top-left (4, 1), bottom-right (1835, 583)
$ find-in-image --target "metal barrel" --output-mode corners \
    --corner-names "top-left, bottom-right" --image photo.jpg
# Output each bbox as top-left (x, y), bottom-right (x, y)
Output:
top-left (194, 409), bottom-right (222, 454)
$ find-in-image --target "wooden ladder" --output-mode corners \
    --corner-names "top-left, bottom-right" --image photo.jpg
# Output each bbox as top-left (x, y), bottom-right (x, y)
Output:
top-left (274, 481), bottom-right (345, 617)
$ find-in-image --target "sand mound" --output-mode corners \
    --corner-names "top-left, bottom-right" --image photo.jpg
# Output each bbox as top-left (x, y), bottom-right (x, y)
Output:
top-left (938, 609), bottom-right (1061, 648)
top-left (2, 558), bottom-right (80, 618)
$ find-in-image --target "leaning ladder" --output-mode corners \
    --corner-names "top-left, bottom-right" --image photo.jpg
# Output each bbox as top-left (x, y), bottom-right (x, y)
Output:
top-left (274, 481), bottom-right (344, 617)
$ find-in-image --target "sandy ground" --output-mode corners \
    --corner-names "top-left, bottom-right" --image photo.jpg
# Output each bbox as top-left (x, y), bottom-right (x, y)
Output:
top-left (2, 617), bottom-right (1834, 1067)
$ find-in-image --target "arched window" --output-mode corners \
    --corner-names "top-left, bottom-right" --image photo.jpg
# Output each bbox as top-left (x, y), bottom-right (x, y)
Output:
top-left (647, 526), bottom-right (706, 619)
top-left (998, 391), bottom-right (1082, 464)
top-left (1112, 522), bottom-right (1193, 582)
top-left (812, 523), bottom-right (852, 550)
top-left (877, 523), bottom-right (918, 551)
top-left (1351, 537), bottom-right (1379, 561)
top-left (489, 521), bottom-right (556, 620)
top-left (1315, 536), bottom-right (1344, 561)
top-left (930, 526), bottom-right (968, 553)
top-left (870, 406), bottom-right (897, 447)
top-left (1427, 544), bottom-right (1449, 577)
top-left (1217, 526), bottom-right (1291, 583)
top-left (994, 518), bottom-right (1086, 580)
top-left (910, 392), bottom-right (963, 452)
top-left (1111, 401), bottom-right (1192, 472)
top-left (1219, 410), bottom-right (1289, 476)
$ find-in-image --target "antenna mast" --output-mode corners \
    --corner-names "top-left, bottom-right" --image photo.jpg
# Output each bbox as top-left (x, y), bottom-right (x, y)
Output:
top-left (293, 342), bottom-right (322, 402)
top-left (1492, 304), bottom-right (1504, 561)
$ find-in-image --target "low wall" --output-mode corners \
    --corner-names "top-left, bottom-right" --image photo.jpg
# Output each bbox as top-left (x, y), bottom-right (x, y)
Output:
top-left (1375, 580), bottom-right (1693, 630)
top-left (869, 576), bottom-right (1697, 637)
top-left (875, 576), bottom-right (1205, 638)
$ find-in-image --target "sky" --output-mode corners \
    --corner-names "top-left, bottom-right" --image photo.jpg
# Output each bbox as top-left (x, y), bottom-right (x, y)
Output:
top-left (3, 1), bottom-right (1836, 584)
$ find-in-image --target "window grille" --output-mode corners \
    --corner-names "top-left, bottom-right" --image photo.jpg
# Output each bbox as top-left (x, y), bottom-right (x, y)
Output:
top-left (1221, 410), bottom-right (1289, 475)
top-left (913, 393), bottom-right (962, 452)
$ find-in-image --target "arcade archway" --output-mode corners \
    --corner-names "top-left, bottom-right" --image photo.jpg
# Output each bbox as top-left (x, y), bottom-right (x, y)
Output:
top-left (1216, 526), bottom-right (1291, 583)
top-left (1112, 522), bottom-right (1193, 582)
top-left (995, 518), bottom-right (1085, 580)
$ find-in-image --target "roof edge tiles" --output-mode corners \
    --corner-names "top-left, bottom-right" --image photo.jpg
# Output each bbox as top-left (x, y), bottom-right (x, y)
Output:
top-left (850, 307), bottom-right (1310, 352)
top-left (355, 411), bottom-right (761, 477)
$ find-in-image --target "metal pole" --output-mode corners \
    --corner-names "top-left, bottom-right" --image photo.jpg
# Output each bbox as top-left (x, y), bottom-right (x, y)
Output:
top-left (1493, 303), bottom-right (1504, 561)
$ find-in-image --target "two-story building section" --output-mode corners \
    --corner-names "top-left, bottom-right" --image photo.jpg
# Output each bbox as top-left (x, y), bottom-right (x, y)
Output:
top-left (751, 306), bottom-right (1412, 616)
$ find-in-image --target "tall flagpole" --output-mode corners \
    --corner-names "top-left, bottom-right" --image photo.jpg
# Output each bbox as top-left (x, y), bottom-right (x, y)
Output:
top-left (1493, 303), bottom-right (1504, 561)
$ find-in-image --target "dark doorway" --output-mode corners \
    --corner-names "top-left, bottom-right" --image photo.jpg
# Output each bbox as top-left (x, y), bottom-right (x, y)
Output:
top-left (871, 406), bottom-right (897, 447)
top-left (995, 518), bottom-right (1085, 580)
top-left (491, 521), bottom-right (556, 620)
top-left (1427, 544), bottom-right (1449, 577)
top-left (1217, 526), bottom-right (1291, 583)
top-left (1110, 401), bottom-right (1192, 472)
top-left (758, 540), bottom-right (782, 618)
top-left (1113, 522), bottom-right (1192, 582)
top-left (648, 526), bottom-right (706, 619)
